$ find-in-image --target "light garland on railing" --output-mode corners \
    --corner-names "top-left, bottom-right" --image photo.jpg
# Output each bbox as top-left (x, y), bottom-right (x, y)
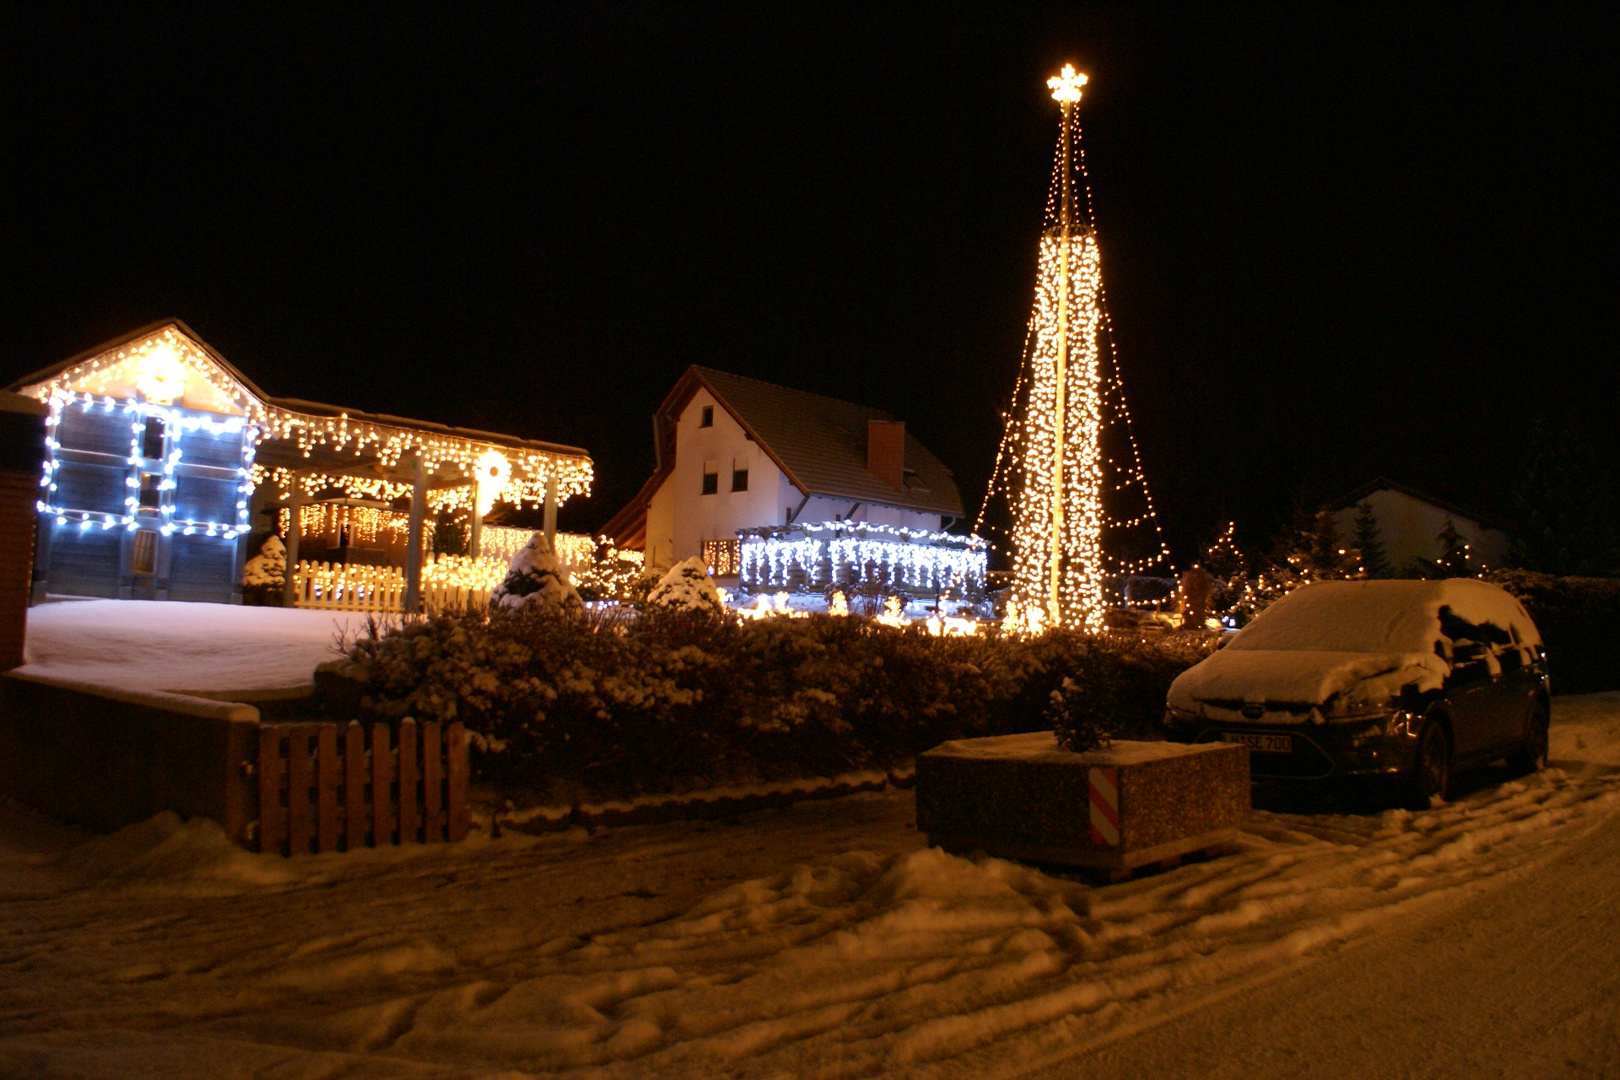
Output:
top-left (37, 390), bottom-right (256, 539)
top-left (737, 520), bottom-right (987, 595)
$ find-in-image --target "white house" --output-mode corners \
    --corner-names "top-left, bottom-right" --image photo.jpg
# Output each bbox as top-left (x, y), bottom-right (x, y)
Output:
top-left (605, 366), bottom-right (969, 582)
top-left (1330, 477), bottom-right (1510, 573)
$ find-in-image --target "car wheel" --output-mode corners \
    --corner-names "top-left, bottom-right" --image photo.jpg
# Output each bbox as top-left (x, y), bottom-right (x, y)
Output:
top-left (1404, 719), bottom-right (1450, 811)
top-left (1506, 700), bottom-right (1550, 776)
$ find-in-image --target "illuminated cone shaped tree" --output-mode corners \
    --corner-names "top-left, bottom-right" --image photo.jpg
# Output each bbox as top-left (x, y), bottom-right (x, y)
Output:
top-left (981, 66), bottom-right (1169, 632)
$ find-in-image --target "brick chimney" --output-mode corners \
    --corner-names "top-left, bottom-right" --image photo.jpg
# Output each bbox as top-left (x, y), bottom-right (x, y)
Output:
top-left (867, 420), bottom-right (905, 490)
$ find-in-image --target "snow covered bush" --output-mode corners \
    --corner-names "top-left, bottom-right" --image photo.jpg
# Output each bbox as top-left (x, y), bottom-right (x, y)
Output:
top-left (492, 533), bottom-right (581, 610)
top-left (645, 556), bottom-right (724, 615)
top-left (340, 606), bottom-right (1218, 801)
top-left (1487, 569), bottom-right (1620, 693)
top-left (241, 534), bottom-right (286, 605)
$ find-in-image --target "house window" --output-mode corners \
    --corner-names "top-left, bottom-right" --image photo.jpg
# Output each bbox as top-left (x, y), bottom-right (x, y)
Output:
top-left (702, 539), bottom-right (741, 577)
top-left (131, 529), bottom-right (158, 574)
top-left (142, 417), bottom-right (166, 461)
top-left (732, 467), bottom-right (748, 492)
top-left (700, 405), bottom-right (714, 428)
top-left (138, 473), bottom-right (163, 513)
top-left (701, 470), bottom-right (718, 495)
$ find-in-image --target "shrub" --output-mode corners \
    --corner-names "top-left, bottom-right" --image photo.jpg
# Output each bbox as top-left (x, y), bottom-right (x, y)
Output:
top-left (1486, 570), bottom-right (1620, 693)
top-left (338, 609), bottom-right (1218, 800)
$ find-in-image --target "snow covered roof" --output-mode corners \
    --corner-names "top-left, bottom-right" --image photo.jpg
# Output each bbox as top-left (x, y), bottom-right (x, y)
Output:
top-left (604, 366), bottom-right (964, 543)
top-left (683, 367), bottom-right (963, 517)
top-left (1168, 579), bottom-right (1543, 711)
top-left (1229, 578), bottom-right (1540, 654)
top-left (7, 319), bottom-right (593, 504)
top-left (1328, 476), bottom-right (1504, 532)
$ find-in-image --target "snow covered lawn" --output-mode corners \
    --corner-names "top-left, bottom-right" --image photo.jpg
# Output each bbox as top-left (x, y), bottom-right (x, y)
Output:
top-left (2, 695), bottom-right (1618, 1078)
top-left (20, 600), bottom-right (369, 694)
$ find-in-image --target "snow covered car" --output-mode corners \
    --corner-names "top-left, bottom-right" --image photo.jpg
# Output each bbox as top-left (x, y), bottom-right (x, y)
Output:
top-left (1162, 579), bottom-right (1549, 806)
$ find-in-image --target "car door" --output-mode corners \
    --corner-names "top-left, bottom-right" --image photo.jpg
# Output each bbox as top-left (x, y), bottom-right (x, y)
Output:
top-left (1486, 637), bottom-right (1537, 751)
top-left (1445, 642), bottom-right (1500, 759)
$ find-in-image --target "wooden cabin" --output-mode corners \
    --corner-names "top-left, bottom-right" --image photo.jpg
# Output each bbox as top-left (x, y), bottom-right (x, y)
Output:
top-left (7, 320), bottom-right (592, 606)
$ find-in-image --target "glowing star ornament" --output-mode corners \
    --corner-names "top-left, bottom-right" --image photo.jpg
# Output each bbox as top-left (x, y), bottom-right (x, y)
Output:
top-left (473, 449), bottom-right (512, 517)
top-left (134, 342), bottom-right (188, 404)
top-left (1047, 63), bottom-right (1087, 104)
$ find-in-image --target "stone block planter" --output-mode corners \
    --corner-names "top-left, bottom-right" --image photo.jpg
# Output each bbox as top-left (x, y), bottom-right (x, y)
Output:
top-left (916, 732), bottom-right (1248, 876)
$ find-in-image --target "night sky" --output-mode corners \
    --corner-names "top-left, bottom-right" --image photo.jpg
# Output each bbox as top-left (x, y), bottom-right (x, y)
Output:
top-left (3, 6), bottom-right (1616, 563)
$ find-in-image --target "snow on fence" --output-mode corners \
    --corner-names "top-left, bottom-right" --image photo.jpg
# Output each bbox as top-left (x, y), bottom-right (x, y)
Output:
top-left (257, 718), bottom-right (469, 856)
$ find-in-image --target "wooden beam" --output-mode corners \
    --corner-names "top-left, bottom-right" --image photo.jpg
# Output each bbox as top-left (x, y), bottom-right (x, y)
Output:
top-left (404, 454), bottom-right (426, 613)
top-left (543, 474), bottom-right (558, 550)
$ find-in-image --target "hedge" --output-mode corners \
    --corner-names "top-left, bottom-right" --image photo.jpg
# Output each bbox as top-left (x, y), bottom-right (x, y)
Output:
top-left (1487, 570), bottom-right (1620, 694)
top-left (331, 608), bottom-right (1218, 803)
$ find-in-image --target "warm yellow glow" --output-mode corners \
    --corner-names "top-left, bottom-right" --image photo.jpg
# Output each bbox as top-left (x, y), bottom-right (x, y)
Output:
top-left (1048, 64), bottom-right (1087, 104)
top-left (134, 341), bottom-right (188, 403)
top-left (25, 324), bottom-right (594, 512)
top-left (473, 449), bottom-right (512, 517)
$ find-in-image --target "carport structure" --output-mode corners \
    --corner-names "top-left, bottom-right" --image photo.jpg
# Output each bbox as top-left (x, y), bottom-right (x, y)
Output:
top-left (8, 319), bottom-right (592, 608)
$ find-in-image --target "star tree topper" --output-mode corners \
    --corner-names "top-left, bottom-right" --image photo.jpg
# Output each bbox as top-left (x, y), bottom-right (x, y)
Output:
top-left (1047, 64), bottom-right (1087, 105)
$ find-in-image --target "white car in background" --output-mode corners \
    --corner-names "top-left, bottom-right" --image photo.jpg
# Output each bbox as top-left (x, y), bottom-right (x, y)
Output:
top-left (1163, 579), bottom-right (1550, 808)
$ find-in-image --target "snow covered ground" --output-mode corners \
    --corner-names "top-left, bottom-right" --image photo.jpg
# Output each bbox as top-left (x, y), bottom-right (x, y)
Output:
top-left (20, 600), bottom-right (369, 694)
top-left (2, 694), bottom-right (1618, 1078)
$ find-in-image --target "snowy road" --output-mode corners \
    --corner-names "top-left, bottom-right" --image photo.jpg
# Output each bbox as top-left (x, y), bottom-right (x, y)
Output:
top-left (1, 694), bottom-right (1617, 1079)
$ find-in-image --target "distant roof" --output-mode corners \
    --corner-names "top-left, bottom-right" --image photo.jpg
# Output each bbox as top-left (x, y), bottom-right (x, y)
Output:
top-left (603, 365), bottom-right (965, 544)
top-left (691, 367), bottom-right (963, 516)
top-left (1329, 476), bottom-right (1503, 531)
top-left (6, 318), bottom-right (592, 466)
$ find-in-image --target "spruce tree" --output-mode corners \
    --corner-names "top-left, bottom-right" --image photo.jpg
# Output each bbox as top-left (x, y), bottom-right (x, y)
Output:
top-left (1352, 501), bottom-right (1391, 578)
top-left (1509, 417), bottom-right (1620, 576)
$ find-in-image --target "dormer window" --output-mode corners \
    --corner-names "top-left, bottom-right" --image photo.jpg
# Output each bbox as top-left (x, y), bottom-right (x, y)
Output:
top-left (700, 405), bottom-right (714, 428)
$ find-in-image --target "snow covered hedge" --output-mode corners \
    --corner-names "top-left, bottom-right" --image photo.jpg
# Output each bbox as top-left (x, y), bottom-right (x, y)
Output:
top-left (1487, 570), bottom-right (1620, 693)
top-left (337, 609), bottom-right (1217, 800)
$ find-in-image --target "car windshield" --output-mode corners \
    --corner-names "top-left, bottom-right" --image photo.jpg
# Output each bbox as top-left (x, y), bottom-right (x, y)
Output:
top-left (1227, 581), bottom-right (1442, 654)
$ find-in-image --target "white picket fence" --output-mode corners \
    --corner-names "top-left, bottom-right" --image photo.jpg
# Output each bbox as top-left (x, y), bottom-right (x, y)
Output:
top-left (291, 556), bottom-right (502, 613)
top-left (289, 532), bottom-right (595, 614)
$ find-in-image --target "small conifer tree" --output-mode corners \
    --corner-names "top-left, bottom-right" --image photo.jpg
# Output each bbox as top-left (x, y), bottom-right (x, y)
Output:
top-left (1352, 501), bottom-right (1391, 578)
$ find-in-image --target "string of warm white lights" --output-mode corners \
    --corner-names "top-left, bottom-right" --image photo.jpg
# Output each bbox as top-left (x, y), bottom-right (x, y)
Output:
top-left (976, 67), bottom-right (1171, 628)
top-left (23, 326), bottom-right (593, 515)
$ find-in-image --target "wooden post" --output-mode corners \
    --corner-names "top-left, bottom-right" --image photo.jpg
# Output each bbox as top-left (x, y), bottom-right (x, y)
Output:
top-left (258, 725), bottom-right (286, 856)
top-left (468, 483), bottom-right (483, 563)
top-left (423, 720), bottom-right (443, 841)
top-left (543, 473), bottom-right (558, 551)
top-left (344, 722), bottom-right (366, 851)
top-left (397, 718), bottom-right (419, 844)
top-left (371, 722), bottom-right (394, 846)
top-left (281, 493), bottom-right (303, 607)
top-left (316, 724), bottom-right (339, 853)
top-left (286, 725), bottom-right (313, 855)
top-left (404, 455), bottom-right (426, 613)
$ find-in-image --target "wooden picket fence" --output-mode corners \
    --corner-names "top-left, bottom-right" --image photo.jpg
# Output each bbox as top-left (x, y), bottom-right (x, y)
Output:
top-left (257, 719), bottom-right (469, 855)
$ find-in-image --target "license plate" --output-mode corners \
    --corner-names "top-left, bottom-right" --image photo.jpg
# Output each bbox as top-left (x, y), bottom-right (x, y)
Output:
top-left (1223, 732), bottom-right (1292, 754)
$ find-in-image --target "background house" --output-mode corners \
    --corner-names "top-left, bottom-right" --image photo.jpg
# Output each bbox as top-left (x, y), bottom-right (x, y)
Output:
top-left (1330, 477), bottom-right (1509, 573)
top-left (605, 366), bottom-right (976, 592)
